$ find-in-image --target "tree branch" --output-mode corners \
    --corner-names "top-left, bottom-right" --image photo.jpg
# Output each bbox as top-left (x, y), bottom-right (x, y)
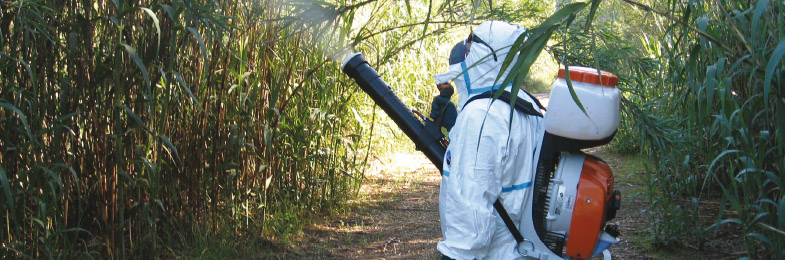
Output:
top-left (621, 0), bottom-right (733, 54)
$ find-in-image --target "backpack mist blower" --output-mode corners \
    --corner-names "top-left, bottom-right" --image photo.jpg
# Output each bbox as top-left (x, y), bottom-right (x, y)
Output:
top-left (342, 52), bottom-right (622, 260)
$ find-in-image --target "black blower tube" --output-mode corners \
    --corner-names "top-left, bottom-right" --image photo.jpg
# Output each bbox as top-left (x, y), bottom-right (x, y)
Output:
top-left (341, 52), bottom-right (446, 170)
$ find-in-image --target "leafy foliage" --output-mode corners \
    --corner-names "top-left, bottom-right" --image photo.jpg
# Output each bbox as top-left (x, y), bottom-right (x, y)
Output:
top-left (0, 0), bottom-right (371, 257)
top-left (0, 0), bottom-right (549, 257)
top-left (3, 0), bottom-right (781, 258)
top-left (543, 0), bottom-right (785, 257)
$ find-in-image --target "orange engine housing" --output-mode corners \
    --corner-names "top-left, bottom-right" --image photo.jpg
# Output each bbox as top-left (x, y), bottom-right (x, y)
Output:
top-left (564, 156), bottom-right (615, 259)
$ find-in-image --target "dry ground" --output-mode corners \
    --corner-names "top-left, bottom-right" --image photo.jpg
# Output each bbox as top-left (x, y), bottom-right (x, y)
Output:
top-left (273, 152), bottom-right (443, 259)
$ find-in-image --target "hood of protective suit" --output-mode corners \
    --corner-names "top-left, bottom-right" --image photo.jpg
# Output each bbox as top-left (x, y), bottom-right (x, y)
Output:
top-left (433, 20), bottom-right (527, 110)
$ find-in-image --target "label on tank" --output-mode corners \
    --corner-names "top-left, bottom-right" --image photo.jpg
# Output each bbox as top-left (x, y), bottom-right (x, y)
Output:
top-left (564, 194), bottom-right (574, 211)
top-left (555, 186), bottom-right (566, 215)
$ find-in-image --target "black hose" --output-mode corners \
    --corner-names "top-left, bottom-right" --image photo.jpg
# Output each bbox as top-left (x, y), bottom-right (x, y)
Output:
top-left (341, 53), bottom-right (446, 170)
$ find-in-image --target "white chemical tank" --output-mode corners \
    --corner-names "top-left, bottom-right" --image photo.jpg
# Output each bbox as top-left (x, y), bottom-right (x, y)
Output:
top-left (544, 66), bottom-right (621, 140)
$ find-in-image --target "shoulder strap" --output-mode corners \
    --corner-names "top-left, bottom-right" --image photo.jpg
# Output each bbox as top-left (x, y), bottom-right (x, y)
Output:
top-left (524, 91), bottom-right (547, 111)
top-left (462, 90), bottom-right (544, 117)
top-left (494, 199), bottom-right (524, 244)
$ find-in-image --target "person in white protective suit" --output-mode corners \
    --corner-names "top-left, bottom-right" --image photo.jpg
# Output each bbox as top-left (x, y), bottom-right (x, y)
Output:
top-left (433, 20), bottom-right (545, 260)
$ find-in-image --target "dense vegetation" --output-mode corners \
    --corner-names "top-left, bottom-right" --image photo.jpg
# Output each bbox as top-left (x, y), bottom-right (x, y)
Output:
top-left (555, 0), bottom-right (785, 257)
top-left (0, 0), bottom-right (544, 257)
top-left (0, 0), bottom-right (378, 257)
top-left (1, 0), bottom-right (783, 259)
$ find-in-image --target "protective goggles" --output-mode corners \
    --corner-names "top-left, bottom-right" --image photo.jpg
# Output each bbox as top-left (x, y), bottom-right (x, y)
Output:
top-left (447, 33), bottom-right (497, 65)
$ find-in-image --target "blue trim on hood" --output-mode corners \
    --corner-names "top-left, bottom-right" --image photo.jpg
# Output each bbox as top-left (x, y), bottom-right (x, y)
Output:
top-left (460, 61), bottom-right (471, 91)
top-left (460, 61), bottom-right (513, 95)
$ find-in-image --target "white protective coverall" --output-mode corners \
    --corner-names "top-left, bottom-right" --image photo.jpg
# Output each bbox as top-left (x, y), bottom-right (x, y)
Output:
top-left (434, 20), bottom-right (545, 260)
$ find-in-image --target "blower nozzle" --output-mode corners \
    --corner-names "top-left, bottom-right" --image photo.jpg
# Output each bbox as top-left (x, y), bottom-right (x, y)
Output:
top-left (341, 52), bottom-right (446, 170)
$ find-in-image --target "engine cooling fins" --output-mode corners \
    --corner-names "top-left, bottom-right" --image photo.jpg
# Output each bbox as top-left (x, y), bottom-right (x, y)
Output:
top-left (532, 133), bottom-right (565, 256)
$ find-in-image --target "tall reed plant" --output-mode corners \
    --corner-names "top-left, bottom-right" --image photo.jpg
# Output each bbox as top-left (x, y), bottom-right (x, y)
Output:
top-left (556, 0), bottom-right (785, 257)
top-left (0, 0), bottom-right (552, 257)
top-left (0, 0), bottom-right (374, 257)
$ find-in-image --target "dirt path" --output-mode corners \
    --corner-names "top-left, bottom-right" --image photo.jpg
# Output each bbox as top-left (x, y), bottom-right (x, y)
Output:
top-left (282, 152), bottom-right (442, 259)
